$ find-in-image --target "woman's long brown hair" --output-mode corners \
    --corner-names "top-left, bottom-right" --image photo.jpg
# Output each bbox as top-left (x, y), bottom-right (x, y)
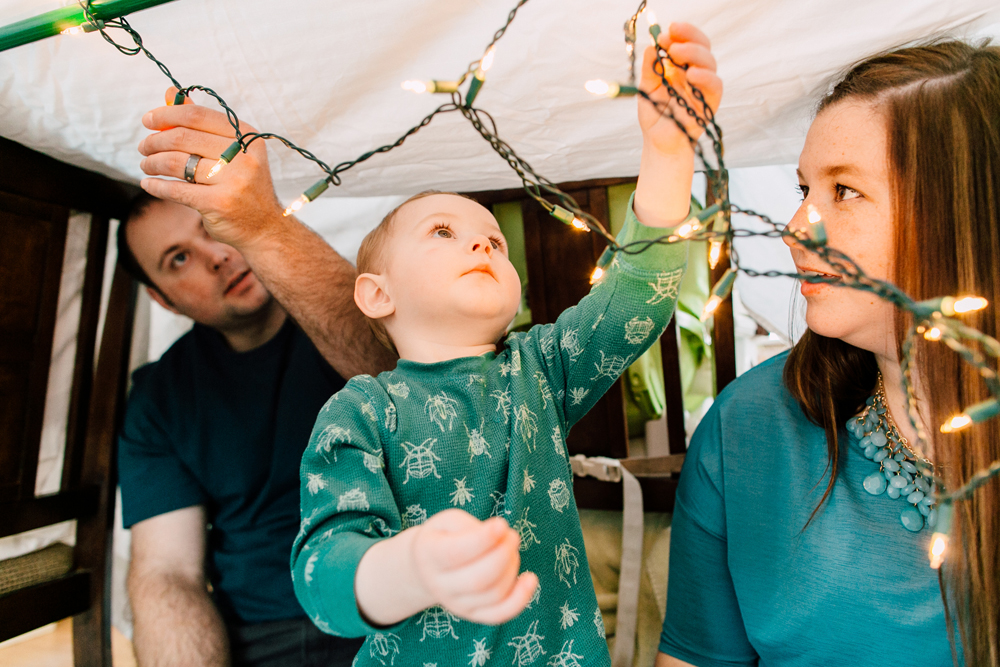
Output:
top-left (783, 41), bottom-right (1000, 665)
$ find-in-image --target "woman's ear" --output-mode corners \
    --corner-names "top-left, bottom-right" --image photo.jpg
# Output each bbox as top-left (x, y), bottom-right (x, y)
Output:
top-left (355, 273), bottom-right (395, 320)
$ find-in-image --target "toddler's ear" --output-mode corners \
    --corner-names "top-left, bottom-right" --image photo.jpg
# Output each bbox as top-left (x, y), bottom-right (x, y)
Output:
top-left (355, 273), bottom-right (395, 319)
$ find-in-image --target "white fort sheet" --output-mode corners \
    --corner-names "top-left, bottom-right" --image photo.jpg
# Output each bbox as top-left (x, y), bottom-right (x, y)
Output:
top-left (0, 0), bottom-right (997, 199)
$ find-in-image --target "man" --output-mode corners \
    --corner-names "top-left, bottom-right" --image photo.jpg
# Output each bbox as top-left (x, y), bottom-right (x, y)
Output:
top-left (119, 131), bottom-right (396, 664)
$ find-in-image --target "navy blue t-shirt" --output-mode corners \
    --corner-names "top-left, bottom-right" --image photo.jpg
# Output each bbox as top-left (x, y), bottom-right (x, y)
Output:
top-left (118, 319), bottom-right (347, 625)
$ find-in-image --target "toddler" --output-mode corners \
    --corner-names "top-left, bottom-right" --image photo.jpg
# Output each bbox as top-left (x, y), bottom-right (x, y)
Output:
top-left (291, 22), bottom-right (720, 667)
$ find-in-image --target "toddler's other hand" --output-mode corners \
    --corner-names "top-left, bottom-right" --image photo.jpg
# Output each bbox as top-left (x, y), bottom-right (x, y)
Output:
top-left (411, 509), bottom-right (538, 625)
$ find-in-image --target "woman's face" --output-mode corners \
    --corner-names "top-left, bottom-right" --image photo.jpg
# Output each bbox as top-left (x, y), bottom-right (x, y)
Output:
top-left (785, 100), bottom-right (898, 359)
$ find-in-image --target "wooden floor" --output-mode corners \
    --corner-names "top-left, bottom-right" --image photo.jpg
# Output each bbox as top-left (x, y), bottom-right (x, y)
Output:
top-left (0, 619), bottom-right (136, 666)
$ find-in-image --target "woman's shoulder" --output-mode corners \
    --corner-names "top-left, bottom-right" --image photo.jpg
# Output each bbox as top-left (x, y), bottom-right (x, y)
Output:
top-left (689, 349), bottom-right (820, 465)
top-left (716, 349), bottom-right (791, 406)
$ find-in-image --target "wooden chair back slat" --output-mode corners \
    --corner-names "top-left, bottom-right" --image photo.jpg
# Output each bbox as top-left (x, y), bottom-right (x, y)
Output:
top-left (0, 191), bottom-right (70, 504)
top-left (61, 215), bottom-right (110, 492)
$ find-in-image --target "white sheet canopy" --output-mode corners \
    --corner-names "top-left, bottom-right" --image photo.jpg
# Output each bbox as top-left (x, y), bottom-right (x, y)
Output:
top-left (1, 0), bottom-right (998, 201)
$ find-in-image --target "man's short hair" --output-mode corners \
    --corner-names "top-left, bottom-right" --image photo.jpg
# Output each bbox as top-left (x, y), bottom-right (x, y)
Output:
top-left (356, 190), bottom-right (473, 352)
top-left (117, 192), bottom-right (161, 288)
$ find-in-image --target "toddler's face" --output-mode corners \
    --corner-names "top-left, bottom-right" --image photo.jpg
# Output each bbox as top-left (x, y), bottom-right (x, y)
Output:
top-left (382, 194), bottom-right (522, 348)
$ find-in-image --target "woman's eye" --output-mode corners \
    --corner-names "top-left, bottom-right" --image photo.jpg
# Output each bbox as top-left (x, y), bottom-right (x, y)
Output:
top-left (433, 227), bottom-right (453, 239)
top-left (836, 184), bottom-right (861, 201)
top-left (795, 184), bottom-right (808, 200)
top-left (170, 252), bottom-right (188, 269)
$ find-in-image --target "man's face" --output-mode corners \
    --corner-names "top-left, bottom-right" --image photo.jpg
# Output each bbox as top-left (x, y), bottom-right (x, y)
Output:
top-left (127, 200), bottom-right (272, 329)
top-left (381, 194), bottom-right (522, 348)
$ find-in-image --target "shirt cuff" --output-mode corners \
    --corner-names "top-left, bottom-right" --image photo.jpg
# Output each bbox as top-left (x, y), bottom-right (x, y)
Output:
top-left (314, 532), bottom-right (403, 637)
top-left (614, 191), bottom-right (689, 273)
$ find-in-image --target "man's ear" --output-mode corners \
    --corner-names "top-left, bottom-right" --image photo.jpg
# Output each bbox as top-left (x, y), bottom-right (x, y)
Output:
top-left (355, 273), bottom-right (395, 320)
top-left (146, 285), bottom-right (181, 315)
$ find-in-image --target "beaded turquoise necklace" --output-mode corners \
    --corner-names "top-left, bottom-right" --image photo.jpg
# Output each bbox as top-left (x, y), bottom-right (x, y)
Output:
top-left (846, 373), bottom-right (938, 532)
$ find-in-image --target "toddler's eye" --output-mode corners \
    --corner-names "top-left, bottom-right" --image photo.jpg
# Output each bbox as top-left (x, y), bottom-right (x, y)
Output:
top-left (489, 237), bottom-right (503, 250)
top-left (836, 184), bottom-right (861, 201)
top-left (432, 226), bottom-right (454, 239)
top-left (170, 251), bottom-right (188, 269)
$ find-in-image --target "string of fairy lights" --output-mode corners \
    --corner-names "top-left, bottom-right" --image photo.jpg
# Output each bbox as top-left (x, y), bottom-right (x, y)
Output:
top-left (64, 0), bottom-right (1000, 568)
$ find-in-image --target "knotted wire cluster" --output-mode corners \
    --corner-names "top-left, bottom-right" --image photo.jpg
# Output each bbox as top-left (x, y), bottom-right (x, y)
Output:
top-left (73, 0), bottom-right (1000, 558)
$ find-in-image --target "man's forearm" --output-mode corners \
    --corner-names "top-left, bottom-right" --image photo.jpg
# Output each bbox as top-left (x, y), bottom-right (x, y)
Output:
top-left (238, 215), bottom-right (397, 378)
top-left (130, 572), bottom-right (230, 667)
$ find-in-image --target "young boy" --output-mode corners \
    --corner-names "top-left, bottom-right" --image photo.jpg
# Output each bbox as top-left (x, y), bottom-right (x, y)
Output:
top-left (291, 23), bottom-right (720, 667)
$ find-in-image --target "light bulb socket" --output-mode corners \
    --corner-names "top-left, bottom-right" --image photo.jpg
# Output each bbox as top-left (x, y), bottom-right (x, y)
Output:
top-left (430, 80), bottom-right (460, 94)
top-left (220, 140), bottom-right (242, 164)
top-left (173, 90), bottom-right (188, 106)
top-left (963, 398), bottom-right (1000, 426)
top-left (597, 246), bottom-right (616, 270)
top-left (83, 20), bottom-right (104, 33)
top-left (936, 501), bottom-right (953, 535)
top-left (549, 206), bottom-right (576, 226)
top-left (303, 177), bottom-right (331, 202)
top-left (465, 74), bottom-right (485, 107)
top-left (711, 267), bottom-right (737, 299)
top-left (649, 23), bottom-right (662, 42)
top-left (693, 203), bottom-right (723, 223)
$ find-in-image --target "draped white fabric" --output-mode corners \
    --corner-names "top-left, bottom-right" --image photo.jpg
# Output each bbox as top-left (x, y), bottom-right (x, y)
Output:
top-left (0, 0), bottom-right (997, 199)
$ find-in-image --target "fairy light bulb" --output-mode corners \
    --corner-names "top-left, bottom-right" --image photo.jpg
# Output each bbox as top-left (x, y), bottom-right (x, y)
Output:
top-left (646, 9), bottom-right (661, 41)
top-left (708, 241), bottom-right (723, 269)
top-left (929, 532), bottom-right (948, 569)
top-left (923, 327), bottom-right (943, 341)
top-left (928, 502), bottom-right (953, 569)
top-left (283, 178), bottom-right (331, 217)
top-left (701, 268), bottom-right (737, 321)
top-left (939, 398), bottom-right (1000, 433)
top-left (585, 80), bottom-right (611, 96)
top-left (590, 267), bottom-right (604, 283)
top-left (402, 80), bottom-right (460, 94)
top-left (940, 414), bottom-right (973, 433)
top-left (479, 45), bottom-right (496, 74)
top-left (952, 296), bottom-right (988, 314)
top-left (675, 219), bottom-right (701, 239)
top-left (208, 140), bottom-right (243, 180)
top-left (584, 80), bottom-right (638, 98)
top-left (61, 21), bottom-right (102, 36)
top-left (549, 205), bottom-right (589, 231)
top-left (401, 80), bottom-right (429, 94)
top-left (916, 295), bottom-right (989, 318)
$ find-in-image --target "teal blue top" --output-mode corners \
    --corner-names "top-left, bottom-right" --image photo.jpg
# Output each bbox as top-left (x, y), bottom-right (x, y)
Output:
top-left (659, 351), bottom-right (954, 667)
top-left (292, 196), bottom-right (687, 667)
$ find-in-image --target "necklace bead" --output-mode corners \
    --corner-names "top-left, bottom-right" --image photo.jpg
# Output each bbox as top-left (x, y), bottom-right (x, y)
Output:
top-left (847, 372), bottom-right (935, 532)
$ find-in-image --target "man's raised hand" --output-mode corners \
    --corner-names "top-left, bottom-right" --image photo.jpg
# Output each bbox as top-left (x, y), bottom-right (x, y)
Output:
top-left (137, 87), bottom-right (284, 248)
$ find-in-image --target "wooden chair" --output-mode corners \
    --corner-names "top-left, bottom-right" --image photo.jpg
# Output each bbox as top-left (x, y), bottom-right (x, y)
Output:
top-left (0, 136), bottom-right (139, 666)
top-left (466, 175), bottom-right (737, 511)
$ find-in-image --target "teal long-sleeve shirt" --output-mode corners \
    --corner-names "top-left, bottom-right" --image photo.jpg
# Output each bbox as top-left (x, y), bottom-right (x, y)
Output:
top-left (292, 197), bottom-right (686, 667)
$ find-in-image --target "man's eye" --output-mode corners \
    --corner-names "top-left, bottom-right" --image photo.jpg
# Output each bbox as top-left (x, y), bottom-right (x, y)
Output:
top-left (171, 252), bottom-right (188, 268)
top-left (836, 184), bottom-right (861, 201)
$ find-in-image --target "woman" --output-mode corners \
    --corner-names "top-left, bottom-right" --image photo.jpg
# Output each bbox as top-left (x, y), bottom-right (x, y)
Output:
top-left (657, 41), bottom-right (1000, 666)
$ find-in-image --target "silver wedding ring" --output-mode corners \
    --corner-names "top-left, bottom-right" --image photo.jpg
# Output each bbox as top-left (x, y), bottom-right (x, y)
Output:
top-left (184, 154), bottom-right (202, 183)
